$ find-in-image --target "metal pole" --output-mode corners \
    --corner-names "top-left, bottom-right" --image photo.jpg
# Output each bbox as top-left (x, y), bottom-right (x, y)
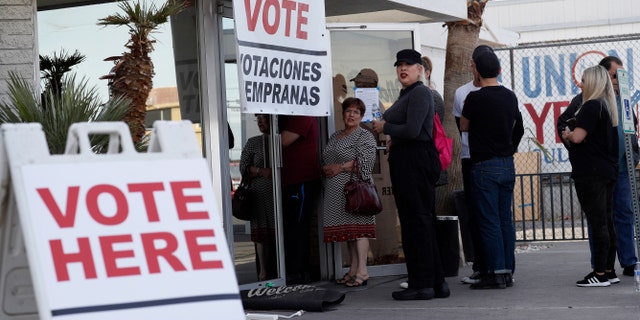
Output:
top-left (623, 134), bottom-right (640, 258)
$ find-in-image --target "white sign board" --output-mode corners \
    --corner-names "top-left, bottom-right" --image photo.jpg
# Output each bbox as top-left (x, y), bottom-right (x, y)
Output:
top-left (617, 69), bottom-right (636, 134)
top-left (233, 0), bottom-right (331, 116)
top-left (355, 87), bottom-right (380, 122)
top-left (3, 123), bottom-right (244, 320)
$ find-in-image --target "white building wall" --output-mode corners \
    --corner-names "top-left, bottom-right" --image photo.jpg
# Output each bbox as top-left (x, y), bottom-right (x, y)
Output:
top-left (416, 0), bottom-right (640, 95)
top-left (0, 0), bottom-right (38, 102)
top-left (484, 0), bottom-right (640, 43)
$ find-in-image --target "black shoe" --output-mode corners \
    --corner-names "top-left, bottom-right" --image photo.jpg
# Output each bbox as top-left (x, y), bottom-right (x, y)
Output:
top-left (461, 271), bottom-right (482, 284)
top-left (606, 270), bottom-right (620, 284)
top-left (392, 288), bottom-right (435, 300)
top-left (576, 271), bottom-right (610, 287)
top-left (470, 274), bottom-right (506, 289)
top-left (623, 265), bottom-right (636, 277)
top-left (434, 281), bottom-right (450, 298)
top-left (504, 274), bottom-right (514, 287)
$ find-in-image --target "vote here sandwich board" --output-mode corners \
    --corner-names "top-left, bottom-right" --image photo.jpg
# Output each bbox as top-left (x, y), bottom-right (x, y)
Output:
top-left (1, 122), bottom-right (244, 320)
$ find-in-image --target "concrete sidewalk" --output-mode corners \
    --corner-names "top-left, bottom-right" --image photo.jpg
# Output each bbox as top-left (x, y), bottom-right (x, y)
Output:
top-left (247, 241), bottom-right (640, 320)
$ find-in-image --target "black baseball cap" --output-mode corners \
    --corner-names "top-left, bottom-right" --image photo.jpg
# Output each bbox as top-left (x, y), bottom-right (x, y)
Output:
top-left (472, 45), bottom-right (494, 61)
top-left (474, 51), bottom-right (501, 78)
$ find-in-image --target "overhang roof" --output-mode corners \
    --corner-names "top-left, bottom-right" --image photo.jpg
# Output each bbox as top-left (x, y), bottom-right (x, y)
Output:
top-left (38, 0), bottom-right (467, 23)
top-left (325, 0), bottom-right (466, 23)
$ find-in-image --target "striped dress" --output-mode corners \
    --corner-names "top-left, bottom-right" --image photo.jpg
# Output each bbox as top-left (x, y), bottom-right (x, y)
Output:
top-left (239, 134), bottom-right (275, 244)
top-left (322, 126), bottom-right (377, 242)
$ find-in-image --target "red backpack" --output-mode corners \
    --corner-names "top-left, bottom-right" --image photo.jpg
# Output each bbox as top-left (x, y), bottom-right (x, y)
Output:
top-left (433, 113), bottom-right (453, 170)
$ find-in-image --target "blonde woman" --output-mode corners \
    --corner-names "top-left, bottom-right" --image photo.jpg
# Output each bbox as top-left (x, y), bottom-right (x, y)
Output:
top-left (561, 65), bottom-right (619, 287)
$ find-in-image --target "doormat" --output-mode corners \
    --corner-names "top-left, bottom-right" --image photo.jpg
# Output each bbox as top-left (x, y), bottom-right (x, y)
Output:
top-left (240, 285), bottom-right (345, 312)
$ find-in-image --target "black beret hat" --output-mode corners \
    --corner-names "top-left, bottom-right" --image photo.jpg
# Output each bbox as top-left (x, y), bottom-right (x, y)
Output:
top-left (394, 49), bottom-right (422, 66)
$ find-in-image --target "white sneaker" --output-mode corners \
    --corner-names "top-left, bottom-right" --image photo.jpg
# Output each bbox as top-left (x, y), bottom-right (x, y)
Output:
top-left (399, 281), bottom-right (408, 289)
top-left (461, 271), bottom-right (481, 284)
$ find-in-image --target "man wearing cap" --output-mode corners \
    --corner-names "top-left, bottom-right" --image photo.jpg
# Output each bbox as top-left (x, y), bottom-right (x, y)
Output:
top-left (350, 68), bottom-right (379, 88)
top-left (350, 67), bottom-right (387, 159)
top-left (373, 49), bottom-right (448, 300)
top-left (460, 50), bottom-right (524, 289)
top-left (454, 45), bottom-right (495, 285)
top-left (350, 68), bottom-right (385, 120)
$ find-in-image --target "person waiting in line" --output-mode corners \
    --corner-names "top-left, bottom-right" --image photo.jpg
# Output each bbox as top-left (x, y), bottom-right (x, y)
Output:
top-left (279, 115), bottom-right (322, 285)
top-left (560, 65), bottom-right (619, 287)
top-left (421, 55), bottom-right (444, 121)
top-left (453, 45), bottom-right (494, 285)
top-left (350, 67), bottom-right (386, 141)
top-left (322, 97), bottom-right (377, 287)
top-left (422, 55), bottom-right (447, 187)
top-left (557, 56), bottom-right (639, 282)
top-left (372, 49), bottom-right (449, 301)
top-left (332, 73), bottom-right (348, 131)
top-left (239, 114), bottom-right (276, 281)
top-left (460, 50), bottom-right (524, 289)
top-left (398, 55), bottom-right (449, 290)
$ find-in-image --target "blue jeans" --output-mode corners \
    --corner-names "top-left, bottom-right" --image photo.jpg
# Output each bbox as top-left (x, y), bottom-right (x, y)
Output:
top-left (471, 156), bottom-right (516, 274)
top-left (589, 170), bottom-right (638, 269)
top-left (613, 171), bottom-right (638, 268)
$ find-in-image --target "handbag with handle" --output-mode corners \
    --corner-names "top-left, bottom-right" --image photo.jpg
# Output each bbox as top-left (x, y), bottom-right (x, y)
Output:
top-left (232, 168), bottom-right (257, 221)
top-left (343, 158), bottom-right (382, 216)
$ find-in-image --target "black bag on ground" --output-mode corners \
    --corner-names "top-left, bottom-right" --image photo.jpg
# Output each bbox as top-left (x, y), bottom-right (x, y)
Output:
top-left (240, 285), bottom-right (345, 312)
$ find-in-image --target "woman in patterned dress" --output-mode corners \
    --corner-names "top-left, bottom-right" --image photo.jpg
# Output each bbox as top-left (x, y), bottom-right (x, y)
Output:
top-left (239, 114), bottom-right (276, 281)
top-left (322, 97), bottom-right (377, 287)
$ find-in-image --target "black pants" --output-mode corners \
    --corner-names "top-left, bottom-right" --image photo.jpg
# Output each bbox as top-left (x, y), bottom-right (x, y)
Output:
top-left (282, 179), bottom-right (320, 283)
top-left (389, 142), bottom-right (443, 289)
top-left (573, 175), bottom-right (617, 273)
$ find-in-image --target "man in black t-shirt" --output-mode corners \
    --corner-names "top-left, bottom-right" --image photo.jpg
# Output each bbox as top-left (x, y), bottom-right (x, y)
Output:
top-left (460, 50), bottom-right (524, 289)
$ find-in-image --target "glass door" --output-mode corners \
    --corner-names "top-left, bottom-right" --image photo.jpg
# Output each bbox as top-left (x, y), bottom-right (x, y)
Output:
top-left (326, 24), bottom-right (420, 277)
top-left (223, 19), bottom-right (286, 289)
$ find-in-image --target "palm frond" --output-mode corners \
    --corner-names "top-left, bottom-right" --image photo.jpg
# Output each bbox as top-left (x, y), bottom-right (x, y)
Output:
top-left (525, 127), bottom-right (554, 163)
top-left (0, 71), bottom-right (132, 154)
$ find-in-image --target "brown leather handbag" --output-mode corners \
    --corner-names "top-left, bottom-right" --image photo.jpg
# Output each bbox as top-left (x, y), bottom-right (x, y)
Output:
top-left (343, 158), bottom-right (382, 216)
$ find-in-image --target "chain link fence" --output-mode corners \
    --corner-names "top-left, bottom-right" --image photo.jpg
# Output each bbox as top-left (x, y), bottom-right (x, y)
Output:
top-left (495, 34), bottom-right (640, 241)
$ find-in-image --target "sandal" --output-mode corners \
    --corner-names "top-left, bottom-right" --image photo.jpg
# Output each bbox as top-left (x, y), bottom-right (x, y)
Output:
top-left (336, 273), bottom-right (355, 284)
top-left (345, 275), bottom-right (368, 287)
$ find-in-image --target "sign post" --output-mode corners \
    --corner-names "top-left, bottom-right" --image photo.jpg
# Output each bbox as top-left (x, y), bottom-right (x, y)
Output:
top-left (617, 69), bottom-right (640, 259)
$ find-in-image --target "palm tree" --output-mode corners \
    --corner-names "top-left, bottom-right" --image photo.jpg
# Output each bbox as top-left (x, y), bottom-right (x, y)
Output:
top-left (40, 49), bottom-right (86, 101)
top-left (437, 0), bottom-right (488, 214)
top-left (0, 72), bottom-right (131, 154)
top-left (97, 0), bottom-right (187, 144)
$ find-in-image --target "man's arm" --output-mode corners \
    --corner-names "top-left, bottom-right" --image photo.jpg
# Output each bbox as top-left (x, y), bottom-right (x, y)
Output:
top-left (512, 111), bottom-right (525, 152)
top-left (281, 130), bottom-right (300, 148)
top-left (460, 116), bottom-right (470, 132)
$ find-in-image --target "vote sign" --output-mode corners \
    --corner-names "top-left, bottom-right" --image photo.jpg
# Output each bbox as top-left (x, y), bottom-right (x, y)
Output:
top-left (15, 158), bottom-right (242, 320)
top-left (233, 0), bottom-right (332, 116)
